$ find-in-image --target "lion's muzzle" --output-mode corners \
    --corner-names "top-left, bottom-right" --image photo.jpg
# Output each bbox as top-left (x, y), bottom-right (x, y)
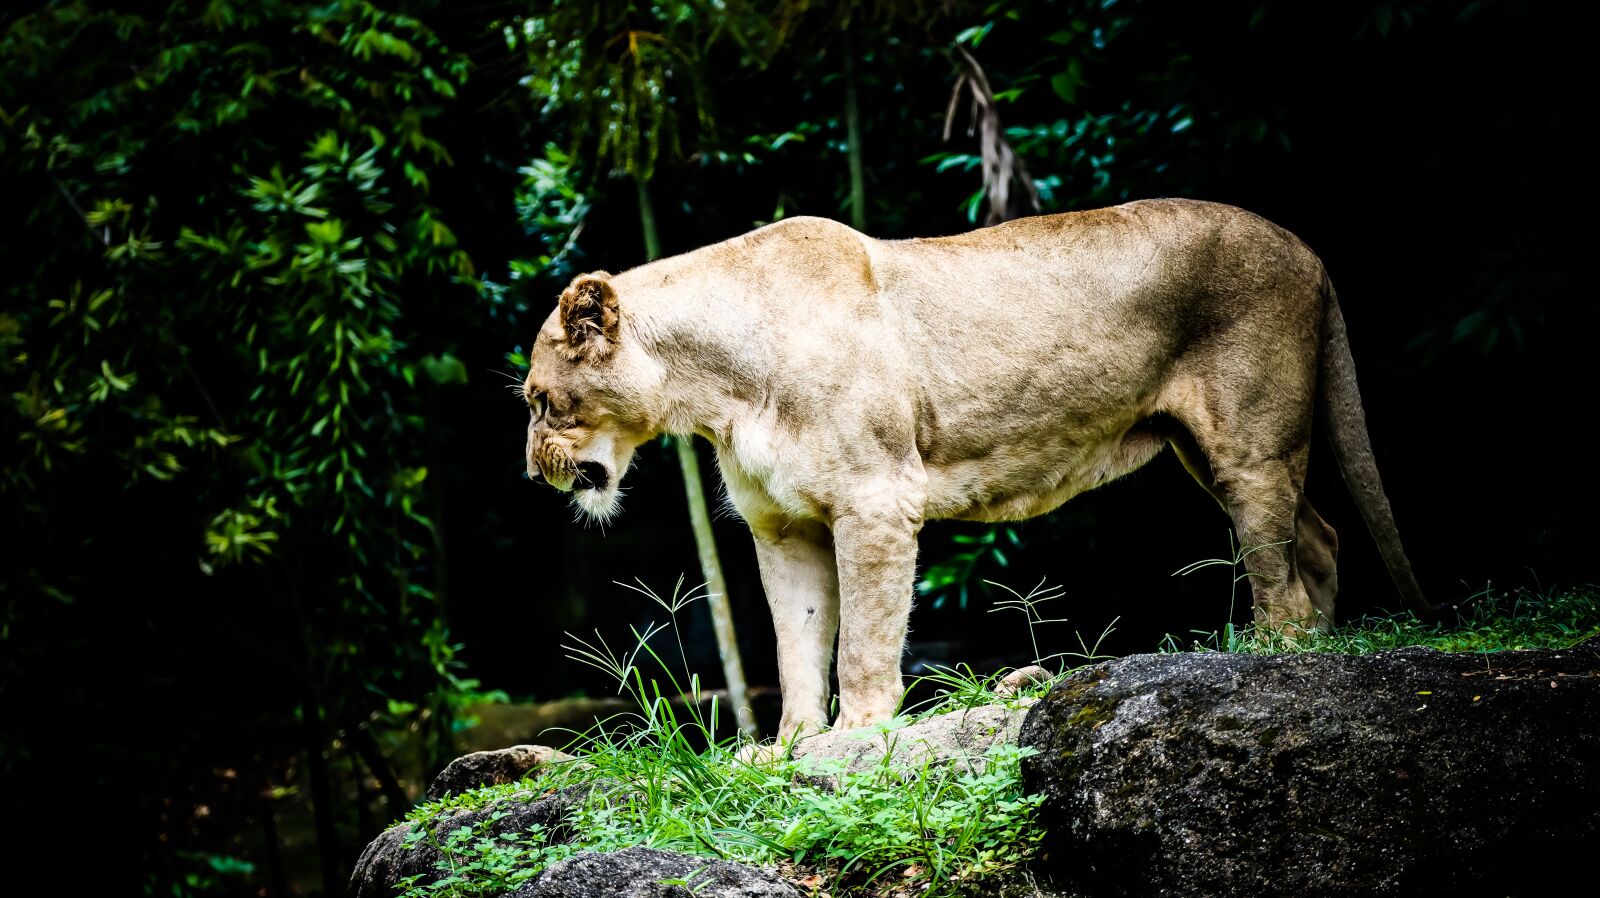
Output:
top-left (530, 438), bottom-right (580, 491)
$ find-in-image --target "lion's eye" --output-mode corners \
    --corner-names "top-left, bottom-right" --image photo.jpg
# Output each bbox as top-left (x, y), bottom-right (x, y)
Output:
top-left (527, 391), bottom-right (546, 420)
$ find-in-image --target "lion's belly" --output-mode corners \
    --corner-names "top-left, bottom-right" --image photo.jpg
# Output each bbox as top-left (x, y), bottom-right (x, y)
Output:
top-left (922, 420), bottom-right (1171, 522)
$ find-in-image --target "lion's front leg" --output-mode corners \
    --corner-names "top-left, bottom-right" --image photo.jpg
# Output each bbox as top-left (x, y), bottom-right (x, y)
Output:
top-left (752, 520), bottom-right (839, 741)
top-left (830, 497), bottom-right (922, 732)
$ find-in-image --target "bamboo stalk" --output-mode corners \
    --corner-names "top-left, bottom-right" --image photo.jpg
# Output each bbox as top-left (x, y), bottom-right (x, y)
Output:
top-left (843, 33), bottom-right (867, 232)
top-left (635, 175), bottom-right (757, 737)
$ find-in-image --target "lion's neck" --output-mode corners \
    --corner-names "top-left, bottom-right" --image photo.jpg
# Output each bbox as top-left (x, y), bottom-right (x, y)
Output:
top-left (625, 279), bottom-right (772, 445)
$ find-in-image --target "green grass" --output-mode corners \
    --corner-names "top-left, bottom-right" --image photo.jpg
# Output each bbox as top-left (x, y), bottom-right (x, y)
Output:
top-left (394, 584), bottom-right (1059, 898)
top-left (1161, 585), bottom-right (1600, 655)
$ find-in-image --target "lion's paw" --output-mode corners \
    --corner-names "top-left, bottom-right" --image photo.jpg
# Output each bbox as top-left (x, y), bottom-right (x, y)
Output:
top-left (735, 741), bottom-right (785, 766)
top-left (829, 711), bottom-right (895, 733)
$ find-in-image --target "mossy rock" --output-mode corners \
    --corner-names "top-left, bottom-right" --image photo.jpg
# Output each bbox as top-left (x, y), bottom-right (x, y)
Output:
top-left (1019, 646), bottom-right (1600, 897)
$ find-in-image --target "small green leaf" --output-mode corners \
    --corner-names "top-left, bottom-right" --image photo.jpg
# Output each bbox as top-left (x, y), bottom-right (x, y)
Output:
top-left (1050, 73), bottom-right (1078, 104)
top-left (420, 352), bottom-right (468, 386)
top-left (955, 22), bottom-right (994, 47)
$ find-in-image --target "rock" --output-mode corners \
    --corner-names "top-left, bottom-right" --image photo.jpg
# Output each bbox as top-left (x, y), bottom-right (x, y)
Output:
top-left (348, 787), bottom-right (582, 898)
top-left (1020, 646), bottom-right (1600, 898)
top-left (789, 703), bottom-right (1026, 787)
top-left (459, 689), bottom-right (784, 753)
top-left (995, 665), bottom-right (1053, 697)
top-left (427, 744), bottom-right (575, 800)
top-left (507, 847), bottom-right (799, 898)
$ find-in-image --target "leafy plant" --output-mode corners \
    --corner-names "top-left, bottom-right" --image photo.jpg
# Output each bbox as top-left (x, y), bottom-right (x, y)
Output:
top-left (397, 817), bottom-right (573, 898)
top-left (917, 525), bottom-right (1022, 609)
top-left (0, 3), bottom-right (505, 890)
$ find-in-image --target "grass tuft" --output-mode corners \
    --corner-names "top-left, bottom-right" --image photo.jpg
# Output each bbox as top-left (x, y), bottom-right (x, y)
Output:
top-left (395, 582), bottom-right (1061, 898)
top-left (1161, 585), bottom-right (1600, 655)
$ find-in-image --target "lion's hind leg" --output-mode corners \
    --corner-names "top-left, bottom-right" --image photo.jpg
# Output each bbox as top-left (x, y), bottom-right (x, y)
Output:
top-left (1295, 497), bottom-right (1339, 625)
top-left (1165, 378), bottom-right (1323, 633)
top-left (1211, 454), bottom-right (1319, 633)
top-left (1171, 427), bottom-right (1339, 628)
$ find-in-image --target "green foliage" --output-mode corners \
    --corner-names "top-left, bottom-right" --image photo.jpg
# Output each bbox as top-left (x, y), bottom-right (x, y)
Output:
top-left (398, 817), bottom-right (574, 898)
top-left (395, 592), bottom-right (1048, 898)
top-left (0, 1), bottom-right (512, 889)
top-left (505, 1), bottom-right (739, 182)
top-left (925, 0), bottom-right (1204, 218)
top-left (917, 524), bottom-right (1021, 609)
top-left (149, 851), bottom-right (259, 897)
top-left (2, 0), bottom-right (475, 675)
top-left (1163, 538), bottom-right (1599, 654)
top-left (1162, 586), bottom-right (1600, 655)
top-left (511, 144), bottom-right (591, 283)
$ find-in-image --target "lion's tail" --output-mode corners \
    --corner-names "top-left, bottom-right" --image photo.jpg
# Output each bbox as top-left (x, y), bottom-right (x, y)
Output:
top-left (1319, 275), bottom-right (1429, 613)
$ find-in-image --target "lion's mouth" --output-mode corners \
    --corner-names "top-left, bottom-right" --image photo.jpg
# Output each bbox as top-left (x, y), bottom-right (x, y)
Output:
top-left (574, 461), bottom-right (609, 491)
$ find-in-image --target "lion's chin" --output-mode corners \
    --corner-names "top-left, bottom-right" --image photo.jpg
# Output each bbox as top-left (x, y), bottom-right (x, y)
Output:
top-left (572, 486), bottom-right (622, 525)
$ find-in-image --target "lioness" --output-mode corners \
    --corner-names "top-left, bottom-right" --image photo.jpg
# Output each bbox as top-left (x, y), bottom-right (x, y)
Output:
top-left (521, 199), bottom-right (1425, 738)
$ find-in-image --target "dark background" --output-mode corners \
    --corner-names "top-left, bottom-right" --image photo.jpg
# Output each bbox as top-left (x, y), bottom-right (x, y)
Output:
top-left (1, 1), bottom-right (1594, 895)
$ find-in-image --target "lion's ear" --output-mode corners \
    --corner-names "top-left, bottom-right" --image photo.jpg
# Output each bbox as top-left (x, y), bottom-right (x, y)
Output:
top-left (558, 272), bottom-right (619, 359)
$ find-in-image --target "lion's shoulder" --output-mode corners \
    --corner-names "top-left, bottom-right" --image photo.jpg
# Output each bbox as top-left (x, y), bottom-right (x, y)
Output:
top-left (712, 217), bottom-right (878, 292)
top-left (736, 215), bottom-right (866, 250)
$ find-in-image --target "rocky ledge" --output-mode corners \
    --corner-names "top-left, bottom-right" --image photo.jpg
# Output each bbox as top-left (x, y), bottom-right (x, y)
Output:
top-left (351, 646), bottom-right (1599, 898)
top-left (1021, 645), bottom-right (1600, 897)
top-left (348, 707), bottom-right (1015, 898)
top-left (427, 745), bottom-right (575, 801)
top-left (349, 784), bottom-right (584, 898)
top-left (505, 847), bottom-right (800, 898)
top-left (787, 701), bottom-right (1027, 789)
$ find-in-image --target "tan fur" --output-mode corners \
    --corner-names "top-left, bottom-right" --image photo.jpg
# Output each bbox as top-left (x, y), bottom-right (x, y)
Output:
top-left (521, 199), bottom-right (1425, 738)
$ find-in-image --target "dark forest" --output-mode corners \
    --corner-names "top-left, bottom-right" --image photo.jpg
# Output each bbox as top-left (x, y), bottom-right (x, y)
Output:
top-left (2, 1), bottom-right (1594, 894)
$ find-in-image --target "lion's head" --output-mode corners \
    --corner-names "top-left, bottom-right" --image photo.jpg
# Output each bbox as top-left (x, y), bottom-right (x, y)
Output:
top-left (522, 272), bottom-right (666, 523)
